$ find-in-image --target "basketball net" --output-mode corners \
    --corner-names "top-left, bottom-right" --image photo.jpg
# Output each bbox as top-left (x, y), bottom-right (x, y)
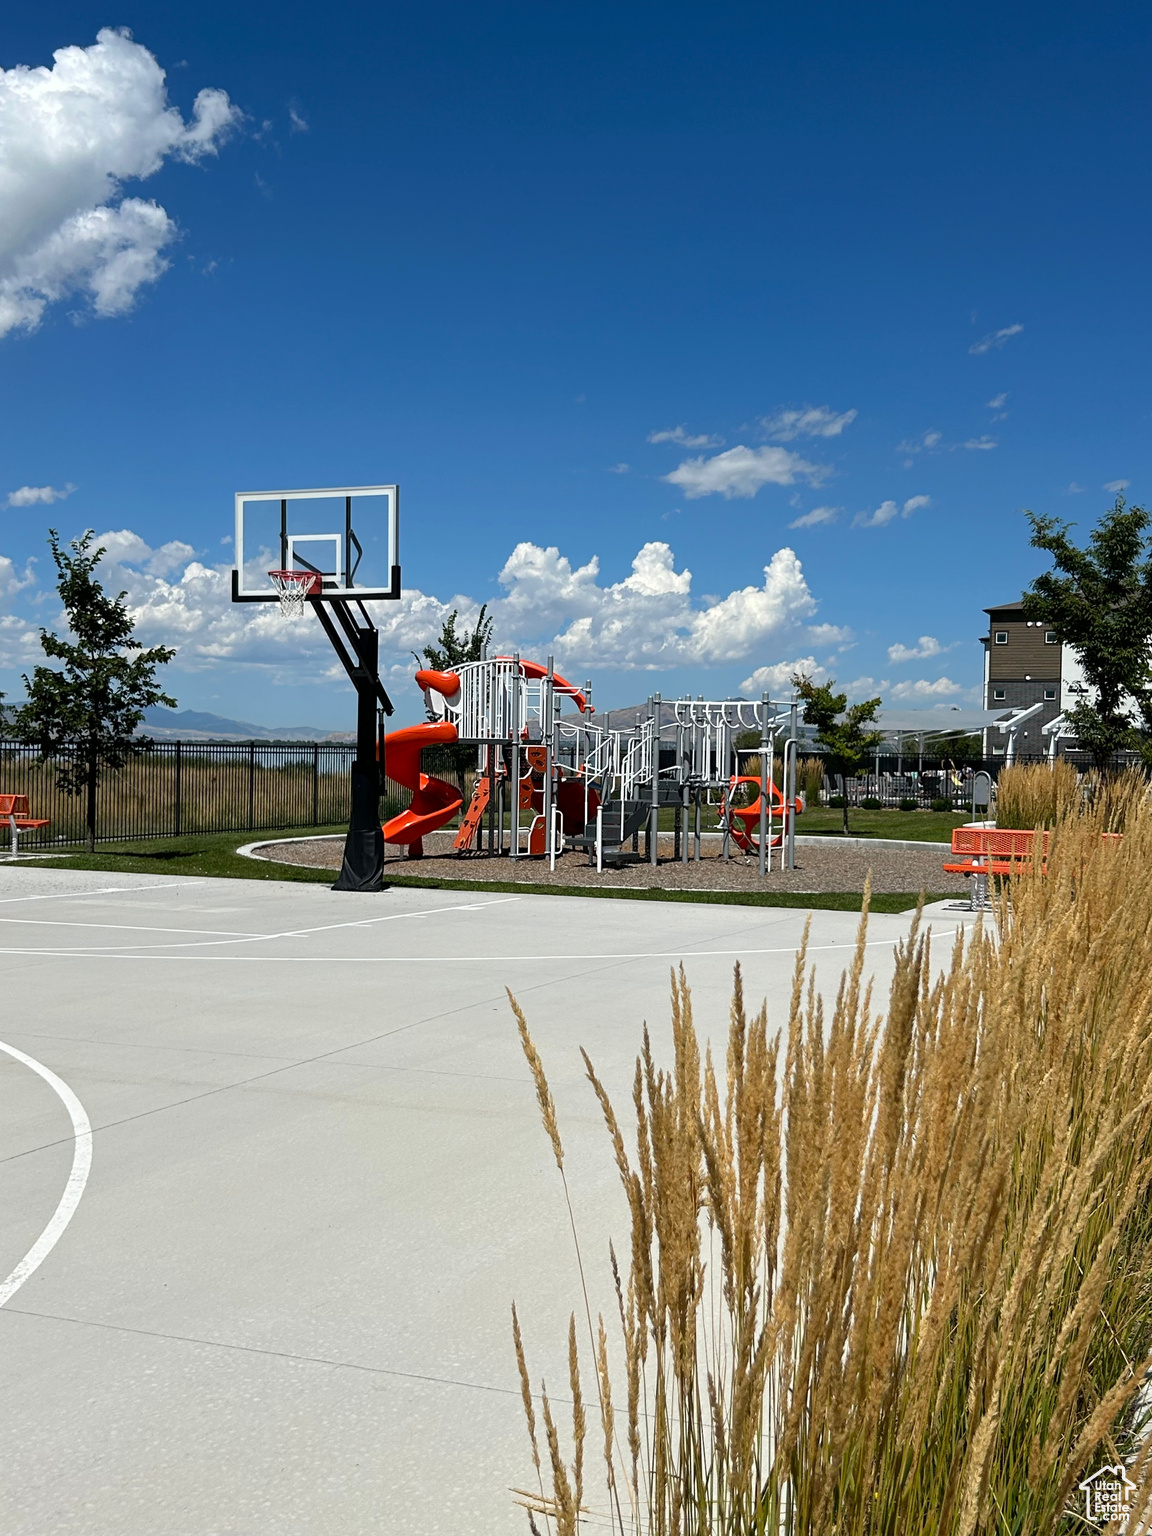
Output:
top-left (268, 570), bottom-right (321, 619)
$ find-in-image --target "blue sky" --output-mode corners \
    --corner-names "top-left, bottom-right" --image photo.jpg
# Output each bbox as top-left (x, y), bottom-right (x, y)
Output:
top-left (0, 2), bottom-right (1147, 729)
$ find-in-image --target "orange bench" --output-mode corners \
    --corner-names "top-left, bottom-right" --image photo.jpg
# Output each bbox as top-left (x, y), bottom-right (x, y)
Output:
top-left (0, 794), bottom-right (50, 857)
top-left (943, 825), bottom-right (1120, 908)
top-left (943, 827), bottom-right (1047, 909)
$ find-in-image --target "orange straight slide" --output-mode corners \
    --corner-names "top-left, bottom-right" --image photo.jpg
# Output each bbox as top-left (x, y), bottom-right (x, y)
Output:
top-left (381, 719), bottom-right (463, 854)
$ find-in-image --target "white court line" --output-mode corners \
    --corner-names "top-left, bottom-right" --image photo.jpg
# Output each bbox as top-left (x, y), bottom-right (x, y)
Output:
top-left (0, 882), bottom-right (203, 907)
top-left (264, 896), bottom-right (521, 941)
top-left (0, 897), bottom-right (522, 955)
top-left (0, 1040), bottom-right (92, 1307)
top-left (0, 917), bottom-right (267, 938)
top-left (0, 928), bottom-right (966, 964)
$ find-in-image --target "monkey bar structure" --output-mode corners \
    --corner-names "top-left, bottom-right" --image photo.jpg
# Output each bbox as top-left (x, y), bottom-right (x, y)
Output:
top-left (668, 696), bottom-right (802, 874)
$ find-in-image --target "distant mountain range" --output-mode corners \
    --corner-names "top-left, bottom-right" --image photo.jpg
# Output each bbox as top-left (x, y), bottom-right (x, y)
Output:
top-left (139, 708), bottom-right (353, 743)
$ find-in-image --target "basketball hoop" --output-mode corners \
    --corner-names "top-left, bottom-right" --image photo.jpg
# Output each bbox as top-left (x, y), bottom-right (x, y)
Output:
top-left (268, 569), bottom-right (321, 619)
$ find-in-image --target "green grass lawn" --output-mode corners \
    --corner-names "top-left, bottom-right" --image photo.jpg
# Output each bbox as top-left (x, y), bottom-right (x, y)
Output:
top-left (797, 807), bottom-right (970, 842)
top-left (14, 825), bottom-right (950, 914)
top-left (20, 826), bottom-right (349, 884)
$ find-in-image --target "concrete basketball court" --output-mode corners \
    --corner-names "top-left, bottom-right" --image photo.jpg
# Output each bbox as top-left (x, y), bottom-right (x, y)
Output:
top-left (0, 866), bottom-right (969, 1535)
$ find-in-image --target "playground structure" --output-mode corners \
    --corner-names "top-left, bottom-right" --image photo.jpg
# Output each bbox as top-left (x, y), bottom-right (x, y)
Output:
top-left (228, 480), bottom-right (1114, 894)
top-left (379, 657), bottom-right (804, 875)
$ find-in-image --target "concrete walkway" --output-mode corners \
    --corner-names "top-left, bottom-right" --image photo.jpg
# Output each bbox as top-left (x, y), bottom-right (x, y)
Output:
top-left (0, 867), bottom-right (970, 1535)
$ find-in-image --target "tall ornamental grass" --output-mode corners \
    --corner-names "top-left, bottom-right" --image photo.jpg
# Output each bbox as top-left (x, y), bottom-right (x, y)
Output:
top-left (511, 780), bottom-right (1152, 1534)
top-left (994, 758), bottom-right (1081, 830)
top-left (734, 754), bottom-right (824, 804)
top-left (797, 757), bottom-right (824, 806)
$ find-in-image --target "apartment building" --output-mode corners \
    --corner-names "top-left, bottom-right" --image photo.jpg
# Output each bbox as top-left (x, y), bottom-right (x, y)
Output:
top-left (981, 600), bottom-right (1086, 754)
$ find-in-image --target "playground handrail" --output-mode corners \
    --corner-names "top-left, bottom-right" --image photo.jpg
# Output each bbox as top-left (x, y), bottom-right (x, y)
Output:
top-left (619, 722), bottom-right (653, 802)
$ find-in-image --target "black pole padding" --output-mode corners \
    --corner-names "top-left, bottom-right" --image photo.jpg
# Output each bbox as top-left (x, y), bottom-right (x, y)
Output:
top-left (314, 598), bottom-right (388, 892)
top-left (332, 764), bottom-right (385, 892)
top-left (355, 629), bottom-right (380, 770)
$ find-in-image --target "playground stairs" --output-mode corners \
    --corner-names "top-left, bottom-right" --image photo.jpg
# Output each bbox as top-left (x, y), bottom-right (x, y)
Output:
top-left (569, 798), bottom-right (650, 864)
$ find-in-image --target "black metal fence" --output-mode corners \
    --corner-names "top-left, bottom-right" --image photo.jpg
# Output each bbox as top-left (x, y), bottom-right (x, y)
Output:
top-left (817, 755), bottom-right (1116, 812)
top-left (0, 739), bottom-right (473, 850)
top-left (0, 737), bottom-right (1120, 850)
top-left (0, 741), bottom-right (362, 849)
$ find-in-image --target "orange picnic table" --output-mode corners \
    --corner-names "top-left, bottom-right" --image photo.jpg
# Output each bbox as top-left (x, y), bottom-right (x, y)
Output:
top-left (0, 793), bottom-right (50, 857)
top-left (943, 824), bottom-right (1119, 909)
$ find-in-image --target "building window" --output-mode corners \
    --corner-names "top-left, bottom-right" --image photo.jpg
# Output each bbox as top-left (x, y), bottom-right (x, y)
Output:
top-left (1044, 688), bottom-right (1056, 700)
top-left (1045, 630), bottom-right (1057, 643)
top-left (993, 689), bottom-right (1006, 701)
top-left (994, 631), bottom-right (1008, 644)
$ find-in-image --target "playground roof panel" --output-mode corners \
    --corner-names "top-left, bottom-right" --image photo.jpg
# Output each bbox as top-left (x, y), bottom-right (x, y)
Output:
top-left (874, 709), bottom-right (1011, 734)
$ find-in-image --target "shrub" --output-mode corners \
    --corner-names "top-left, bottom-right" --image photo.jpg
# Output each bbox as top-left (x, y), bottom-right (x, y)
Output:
top-left (826, 793), bottom-right (846, 808)
top-left (930, 796), bottom-right (952, 812)
top-left (511, 784), bottom-right (1152, 1536)
top-left (898, 796), bottom-right (919, 811)
top-left (861, 795), bottom-right (882, 810)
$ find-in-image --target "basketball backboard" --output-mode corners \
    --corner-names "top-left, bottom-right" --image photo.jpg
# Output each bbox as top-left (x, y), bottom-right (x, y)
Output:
top-left (231, 485), bottom-right (400, 603)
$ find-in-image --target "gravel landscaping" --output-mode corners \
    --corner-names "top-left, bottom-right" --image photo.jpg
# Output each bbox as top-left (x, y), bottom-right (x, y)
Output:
top-left (251, 831), bottom-right (970, 896)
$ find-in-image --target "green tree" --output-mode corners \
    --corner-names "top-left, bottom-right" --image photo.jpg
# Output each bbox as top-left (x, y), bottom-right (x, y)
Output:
top-left (925, 730), bottom-right (984, 764)
top-left (1023, 497), bottom-right (1152, 771)
top-left (16, 530), bottom-right (176, 851)
top-left (792, 674), bottom-right (884, 834)
top-left (417, 604), bottom-right (494, 676)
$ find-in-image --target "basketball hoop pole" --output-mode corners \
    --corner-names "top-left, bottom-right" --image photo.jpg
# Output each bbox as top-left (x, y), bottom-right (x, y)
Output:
top-left (313, 599), bottom-right (394, 892)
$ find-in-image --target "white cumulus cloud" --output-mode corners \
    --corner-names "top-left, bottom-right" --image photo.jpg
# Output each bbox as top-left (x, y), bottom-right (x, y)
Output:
top-left (807, 622), bottom-right (854, 649)
top-left (890, 676), bottom-right (965, 700)
top-left (0, 529), bottom-right (826, 684)
top-left (0, 555), bottom-right (37, 596)
top-left (969, 323), bottom-right (1024, 355)
top-left (845, 676), bottom-right (887, 700)
top-left (761, 405), bottom-right (857, 441)
top-left (647, 425), bottom-right (723, 448)
top-left (789, 504), bottom-right (839, 529)
top-left (504, 541), bottom-right (817, 667)
top-left (0, 28), bottom-right (240, 338)
top-left (1104, 479), bottom-right (1130, 493)
top-left (0, 555), bottom-right (44, 665)
top-left (853, 495), bottom-right (930, 529)
top-left (740, 657), bottom-right (826, 694)
top-left (664, 445), bottom-right (829, 500)
top-left (888, 635), bottom-right (947, 663)
top-left (964, 436), bottom-right (998, 451)
top-left (6, 482), bottom-right (75, 507)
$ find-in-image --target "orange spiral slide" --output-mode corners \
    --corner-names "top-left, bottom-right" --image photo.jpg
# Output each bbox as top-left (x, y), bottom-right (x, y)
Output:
top-left (380, 718), bottom-right (463, 856)
top-left (381, 659), bottom-right (588, 857)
